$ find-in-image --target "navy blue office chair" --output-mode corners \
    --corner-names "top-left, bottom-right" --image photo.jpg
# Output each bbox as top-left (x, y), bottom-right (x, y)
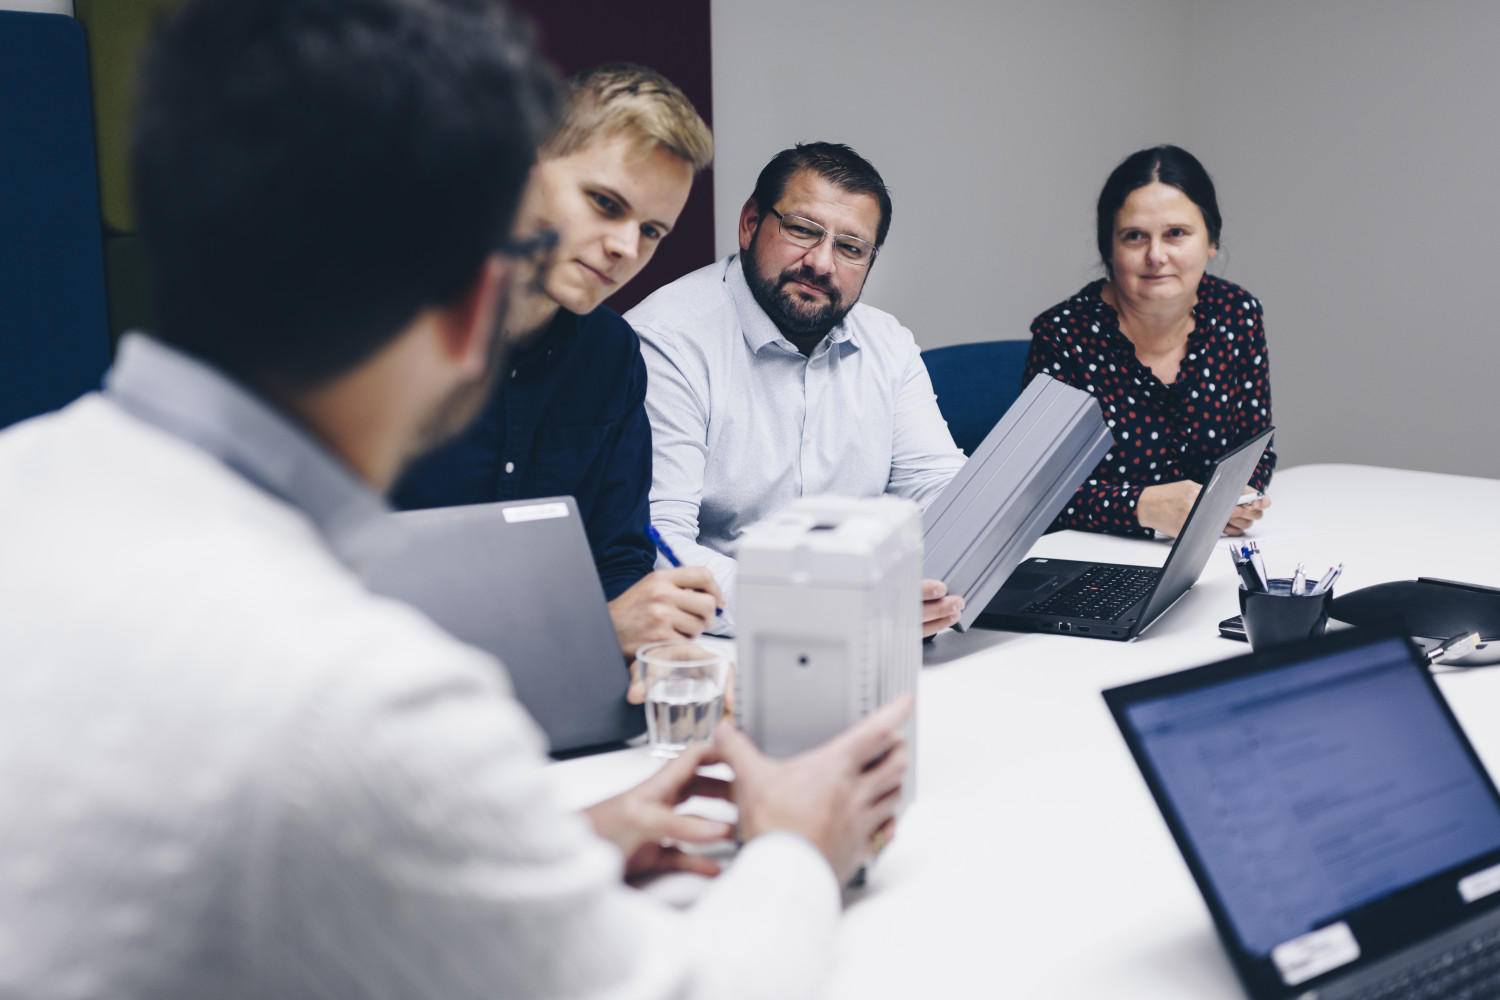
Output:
top-left (0, 12), bottom-right (111, 430)
top-left (921, 340), bottom-right (1031, 456)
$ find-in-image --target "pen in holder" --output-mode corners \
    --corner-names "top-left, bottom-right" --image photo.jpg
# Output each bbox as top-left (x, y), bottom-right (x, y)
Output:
top-left (1238, 578), bottom-right (1335, 651)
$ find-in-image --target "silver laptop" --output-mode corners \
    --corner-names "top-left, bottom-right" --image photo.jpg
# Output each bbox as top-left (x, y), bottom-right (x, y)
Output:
top-left (976, 425), bottom-right (1272, 640)
top-left (362, 497), bottom-right (643, 755)
top-left (1106, 627), bottom-right (1500, 1000)
top-left (922, 373), bottom-right (1114, 632)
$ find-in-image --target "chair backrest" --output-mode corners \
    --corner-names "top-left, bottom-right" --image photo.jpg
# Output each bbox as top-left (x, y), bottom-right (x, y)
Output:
top-left (0, 10), bottom-right (111, 429)
top-left (920, 340), bottom-right (1031, 456)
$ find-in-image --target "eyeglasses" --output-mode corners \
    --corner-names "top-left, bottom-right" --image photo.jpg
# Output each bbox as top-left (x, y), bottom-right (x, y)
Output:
top-left (767, 208), bottom-right (879, 267)
top-left (497, 227), bottom-right (558, 261)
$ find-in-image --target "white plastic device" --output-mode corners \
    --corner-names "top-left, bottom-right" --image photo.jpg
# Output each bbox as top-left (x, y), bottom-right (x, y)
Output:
top-left (735, 495), bottom-right (922, 805)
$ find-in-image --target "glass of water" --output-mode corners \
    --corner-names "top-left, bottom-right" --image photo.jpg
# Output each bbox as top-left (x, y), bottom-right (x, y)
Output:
top-left (637, 640), bottom-right (727, 758)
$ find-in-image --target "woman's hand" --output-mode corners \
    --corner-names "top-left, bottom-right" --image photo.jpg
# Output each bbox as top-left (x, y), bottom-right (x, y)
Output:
top-left (1225, 488), bottom-right (1270, 536)
top-left (1136, 481), bottom-right (1202, 537)
top-left (1138, 482), bottom-right (1269, 537)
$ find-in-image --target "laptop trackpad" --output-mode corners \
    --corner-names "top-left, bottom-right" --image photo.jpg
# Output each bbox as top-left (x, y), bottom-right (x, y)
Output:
top-left (986, 565), bottom-right (1065, 614)
top-left (1008, 569), bottom-right (1061, 592)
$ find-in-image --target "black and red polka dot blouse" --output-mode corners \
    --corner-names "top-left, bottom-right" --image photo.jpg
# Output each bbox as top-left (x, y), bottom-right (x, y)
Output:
top-left (1023, 274), bottom-right (1276, 538)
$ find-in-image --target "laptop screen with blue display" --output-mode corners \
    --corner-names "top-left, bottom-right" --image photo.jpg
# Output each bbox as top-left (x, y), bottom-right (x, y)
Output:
top-left (1124, 634), bottom-right (1500, 956)
top-left (1107, 629), bottom-right (1500, 997)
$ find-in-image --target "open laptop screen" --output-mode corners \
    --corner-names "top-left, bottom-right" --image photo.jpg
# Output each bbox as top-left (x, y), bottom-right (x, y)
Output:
top-left (1109, 630), bottom-right (1500, 995)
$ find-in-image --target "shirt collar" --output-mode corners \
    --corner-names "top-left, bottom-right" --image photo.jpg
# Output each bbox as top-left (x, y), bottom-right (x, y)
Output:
top-left (723, 253), bottom-right (861, 357)
top-left (509, 307), bottom-right (579, 378)
top-left (1080, 279), bottom-right (1114, 317)
top-left (105, 333), bottom-right (392, 567)
top-left (1084, 277), bottom-right (1209, 351)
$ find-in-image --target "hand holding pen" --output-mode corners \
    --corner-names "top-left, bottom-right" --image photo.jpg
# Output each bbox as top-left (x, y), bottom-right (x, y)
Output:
top-left (1226, 488), bottom-right (1271, 536)
top-left (609, 527), bottom-right (726, 701)
top-left (646, 524), bottom-right (723, 618)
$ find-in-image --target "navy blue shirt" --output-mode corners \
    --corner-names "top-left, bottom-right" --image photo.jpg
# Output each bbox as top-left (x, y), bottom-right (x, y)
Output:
top-left (393, 306), bottom-right (655, 600)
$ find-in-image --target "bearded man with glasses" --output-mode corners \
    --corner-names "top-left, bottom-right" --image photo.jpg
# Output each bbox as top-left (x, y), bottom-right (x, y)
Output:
top-left (628, 142), bottom-right (968, 637)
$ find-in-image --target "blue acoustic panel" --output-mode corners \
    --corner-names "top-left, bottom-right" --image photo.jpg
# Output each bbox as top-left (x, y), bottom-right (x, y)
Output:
top-left (0, 11), bottom-right (110, 429)
top-left (921, 340), bottom-right (1031, 457)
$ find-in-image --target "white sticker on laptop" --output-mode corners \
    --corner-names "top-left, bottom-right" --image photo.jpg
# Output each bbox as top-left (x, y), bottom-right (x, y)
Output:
top-left (502, 502), bottom-right (568, 523)
top-left (1458, 862), bottom-right (1500, 904)
top-left (1270, 922), bottom-right (1360, 987)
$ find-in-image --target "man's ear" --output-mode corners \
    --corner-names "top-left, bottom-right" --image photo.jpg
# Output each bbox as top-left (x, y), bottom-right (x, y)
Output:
top-left (738, 197), bottom-right (762, 252)
top-left (438, 254), bottom-right (511, 379)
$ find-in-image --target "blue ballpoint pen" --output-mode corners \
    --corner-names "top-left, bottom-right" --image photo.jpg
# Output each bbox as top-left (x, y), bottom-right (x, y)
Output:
top-left (645, 524), bottom-right (723, 616)
top-left (1246, 542), bottom-right (1269, 592)
top-left (1229, 545), bottom-right (1262, 592)
top-left (644, 524), bottom-right (681, 567)
top-left (1238, 543), bottom-right (1267, 592)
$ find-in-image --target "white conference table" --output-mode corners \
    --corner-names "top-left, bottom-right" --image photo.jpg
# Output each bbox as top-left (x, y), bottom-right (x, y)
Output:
top-left (549, 464), bottom-right (1500, 999)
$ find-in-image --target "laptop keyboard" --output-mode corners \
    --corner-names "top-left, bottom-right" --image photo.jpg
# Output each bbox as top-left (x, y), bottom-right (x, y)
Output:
top-left (1348, 925), bottom-right (1500, 999)
top-left (1024, 565), bottom-right (1159, 622)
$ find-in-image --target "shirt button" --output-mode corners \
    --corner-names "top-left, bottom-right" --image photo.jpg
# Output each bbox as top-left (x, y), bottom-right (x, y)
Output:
top-left (504, 461), bottom-right (515, 474)
top-left (510, 370), bottom-right (518, 380)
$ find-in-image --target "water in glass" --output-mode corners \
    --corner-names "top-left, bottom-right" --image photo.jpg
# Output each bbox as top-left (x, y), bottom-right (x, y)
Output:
top-left (646, 672), bottom-right (723, 758)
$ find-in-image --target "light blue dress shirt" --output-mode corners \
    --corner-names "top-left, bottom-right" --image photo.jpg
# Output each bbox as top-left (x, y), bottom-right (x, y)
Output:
top-left (627, 254), bottom-right (966, 632)
top-left (105, 333), bottom-right (393, 566)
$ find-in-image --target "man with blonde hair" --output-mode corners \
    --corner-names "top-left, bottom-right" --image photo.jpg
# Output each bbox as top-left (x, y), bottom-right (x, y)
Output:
top-left (541, 62), bottom-right (713, 166)
top-left (396, 63), bottom-right (723, 671)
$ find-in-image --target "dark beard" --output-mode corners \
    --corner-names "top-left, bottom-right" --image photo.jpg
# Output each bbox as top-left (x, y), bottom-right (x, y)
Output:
top-left (740, 232), bottom-right (856, 343)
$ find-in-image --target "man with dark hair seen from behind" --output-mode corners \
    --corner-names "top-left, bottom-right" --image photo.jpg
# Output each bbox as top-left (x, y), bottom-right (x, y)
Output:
top-left (629, 142), bottom-right (968, 636)
top-left (0, 2), bottom-right (910, 997)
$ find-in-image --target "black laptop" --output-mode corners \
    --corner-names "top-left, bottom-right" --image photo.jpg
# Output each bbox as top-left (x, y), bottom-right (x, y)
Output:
top-left (1105, 627), bottom-right (1500, 1000)
top-left (975, 425), bottom-right (1272, 640)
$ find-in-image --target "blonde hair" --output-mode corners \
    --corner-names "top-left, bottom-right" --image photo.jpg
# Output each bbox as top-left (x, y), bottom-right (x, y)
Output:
top-left (542, 63), bottom-right (713, 172)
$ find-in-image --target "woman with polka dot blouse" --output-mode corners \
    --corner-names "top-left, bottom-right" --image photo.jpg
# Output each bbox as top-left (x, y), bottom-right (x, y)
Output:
top-left (1024, 144), bottom-right (1274, 539)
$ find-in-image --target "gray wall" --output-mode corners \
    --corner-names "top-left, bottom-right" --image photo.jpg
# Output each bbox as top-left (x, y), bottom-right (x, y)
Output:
top-left (1185, 0), bottom-right (1500, 475)
top-left (711, 0), bottom-right (1500, 477)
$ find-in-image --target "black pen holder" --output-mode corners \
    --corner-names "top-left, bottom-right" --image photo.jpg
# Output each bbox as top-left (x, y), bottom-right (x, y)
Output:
top-left (1238, 579), bottom-right (1334, 651)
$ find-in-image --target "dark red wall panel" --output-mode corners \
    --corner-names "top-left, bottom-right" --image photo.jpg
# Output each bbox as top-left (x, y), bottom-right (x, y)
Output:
top-left (511, 0), bottom-right (715, 314)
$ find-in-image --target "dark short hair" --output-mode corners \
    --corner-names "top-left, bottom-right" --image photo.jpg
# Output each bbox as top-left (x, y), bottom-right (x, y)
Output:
top-left (1096, 145), bottom-right (1222, 279)
top-left (132, 0), bottom-right (557, 388)
top-left (749, 141), bottom-right (893, 247)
